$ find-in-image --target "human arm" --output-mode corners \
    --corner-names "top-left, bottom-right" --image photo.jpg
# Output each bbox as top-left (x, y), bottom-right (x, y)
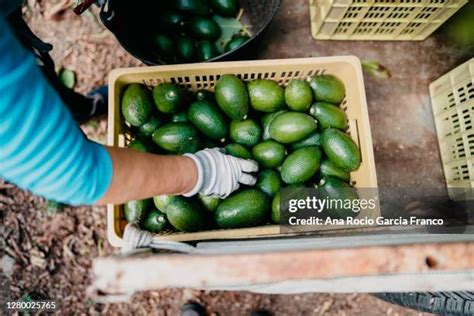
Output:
top-left (0, 16), bottom-right (257, 206)
top-left (97, 148), bottom-right (198, 204)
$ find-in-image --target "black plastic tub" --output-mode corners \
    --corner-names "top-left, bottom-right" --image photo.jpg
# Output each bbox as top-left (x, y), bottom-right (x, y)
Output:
top-left (99, 0), bottom-right (282, 65)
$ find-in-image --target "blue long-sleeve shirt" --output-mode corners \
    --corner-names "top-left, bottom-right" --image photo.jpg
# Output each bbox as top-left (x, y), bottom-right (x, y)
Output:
top-left (0, 14), bottom-right (113, 205)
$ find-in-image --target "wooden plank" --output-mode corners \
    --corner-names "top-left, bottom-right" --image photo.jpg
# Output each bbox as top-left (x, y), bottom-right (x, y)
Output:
top-left (92, 242), bottom-right (474, 294)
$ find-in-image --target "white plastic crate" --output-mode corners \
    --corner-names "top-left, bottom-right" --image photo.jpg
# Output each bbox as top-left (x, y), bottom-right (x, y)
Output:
top-left (309, 0), bottom-right (468, 41)
top-left (430, 58), bottom-right (474, 200)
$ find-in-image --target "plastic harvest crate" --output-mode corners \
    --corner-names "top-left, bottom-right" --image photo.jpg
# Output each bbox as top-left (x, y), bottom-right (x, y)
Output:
top-left (309, 0), bottom-right (467, 41)
top-left (107, 57), bottom-right (378, 247)
top-left (430, 58), bottom-right (474, 201)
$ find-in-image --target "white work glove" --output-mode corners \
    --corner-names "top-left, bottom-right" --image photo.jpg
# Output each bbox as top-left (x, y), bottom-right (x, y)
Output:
top-left (183, 148), bottom-right (259, 199)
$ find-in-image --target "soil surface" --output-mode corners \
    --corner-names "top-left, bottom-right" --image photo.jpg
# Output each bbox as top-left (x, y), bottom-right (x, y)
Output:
top-left (3, 0), bottom-right (472, 314)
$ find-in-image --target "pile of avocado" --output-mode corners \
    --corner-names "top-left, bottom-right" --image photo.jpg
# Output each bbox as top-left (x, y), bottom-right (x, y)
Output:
top-left (151, 0), bottom-right (249, 63)
top-left (121, 73), bottom-right (361, 233)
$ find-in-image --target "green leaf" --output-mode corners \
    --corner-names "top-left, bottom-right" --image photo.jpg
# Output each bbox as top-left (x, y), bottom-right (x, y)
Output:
top-left (361, 60), bottom-right (391, 79)
top-left (59, 68), bottom-right (76, 89)
top-left (212, 15), bottom-right (244, 53)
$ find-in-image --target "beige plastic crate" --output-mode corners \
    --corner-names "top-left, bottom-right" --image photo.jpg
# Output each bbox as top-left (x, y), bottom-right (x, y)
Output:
top-left (107, 57), bottom-right (378, 247)
top-left (430, 58), bottom-right (474, 201)
top-left (309, 0), bottom-right (467, 41)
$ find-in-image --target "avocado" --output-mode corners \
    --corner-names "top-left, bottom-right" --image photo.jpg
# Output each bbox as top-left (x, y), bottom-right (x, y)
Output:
top-left (225, 143), bottom-right (252, 159)
top-left (177, 137), bottom-right (202, 154)
top-left (319, 159), bottom-right (350, 182)
top-left (141, 208), bottom-right (168, 233)
top-left (121, 84), bottom-right (154, 127)
top-left (175, 0), bottom-right (211, 15)
top-left (290, 132), bottom-right (321, 151)
top-left (320, 176), bottom-right (359, 219)
top-left (153, 195), bottom-right (177, 213)
top-left (195, 89), bottom-right (215, 102)
top-left (230, 119), bottom-right (262, 147)
top-left (215, 189), bottom-right (270, 228)
top-left (152, 122), bottom-right (199, 152)
top-left (152, 83), bottom-right (185, 114)
top-left (159, 10), bottom-right (185, 31)
top-left (269, 112), bottom-right (317, 143)
top-left (247, 79), bottom-right (285, 112)
top-left (170, 112), bottom-right (189, 123)
top-left (165, 196), bottom-right (207, 232)
top-left (196, 40), bottom-right (218, 61)
top-left (225, 35), bottom-right (249, 52)
top-left (215, 74), bottom-right (249, 120)
top-left (198, 193), bottom-right (221, 212)
top-left (271, 192), bottom-right (280, 223)
top-left (137, 116), bottom-right (164, 137)
top-left (124, 199), bottom-right (151, 224)
top-left (210, 0), bottom-right (238, 16)
top-left (310, 102), bottom-right (348, 130)
top-left (176, 36), bottom-right (196, 62)
top-left (321, 128), bottom-right (361, 172)
top-left (284, 79), bottom-right (313, 112)
top-left (128, 138), bottom-right (153, 153)
top-left (281, 146), bottom-right (322, 184)
top-left (189, 17), bottom-right (222, 40)
top-left (309, 74), bottom-right (345, 104)
top-left (261, 110), bottom-right (287, 140)
top-left (188, 100), bottom-right (227, 140)
top-left (154, 34), bottom-right (175, 58)
top-left (252, 140), bottom-right (286, 168)
top-left (256, 169), bottom-right (282, 198)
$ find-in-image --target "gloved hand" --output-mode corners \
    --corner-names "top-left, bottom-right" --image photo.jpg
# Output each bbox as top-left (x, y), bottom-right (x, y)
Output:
top-left (183, 148), bottom-right (259, 199)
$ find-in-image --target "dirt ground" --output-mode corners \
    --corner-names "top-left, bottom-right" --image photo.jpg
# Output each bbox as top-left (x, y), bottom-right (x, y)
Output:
top-left (3, 0), bottom-right (472, 315)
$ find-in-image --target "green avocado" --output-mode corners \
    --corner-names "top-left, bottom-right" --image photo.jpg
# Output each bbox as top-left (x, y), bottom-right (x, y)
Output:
top-left (210, 0), bottom-right (239, 16)
top-left (271, 192), bottom-right (281, 223)
top-left (321, 128), bottom-right (361, 172)
top-left (189, 17), bottom-right (222, 40)
top-left (256, 169), bottom-right (282, 198)
top-left (165, 196), bottom-right (207, 232)
top-left (225, 35), bottom-right (250, 52)
top-left (309, 102), bottom-right (348, 130)
top-left (308, 74), bottom-right (345, 104)
top-left (121, 84), bottom-right (154, 127)
top-left (230, 119), bottom-right (262, 147)
top-left (152, 122), bottom-right (199, 152)
top-left (176, 36), bottom-right (196, 62)
top-left (319, 159), bottom-right (350, 182)
top-left (141, 208), bottom-right (168, 233)
top-left (124, 199), bottom-right (151, 224)
top-left (247, 79), bottom-right (285, 113)
top-left (196, 40), bottom-right (219, 61)
top-left (215, 74), bottom-right (249, 120)
top-left (188, 100), bottom-right (227, 140)
top-left (320, 176), bottom-right (359, 219)
top-left (252, 140), bottom-right (286, 169)
top-left (198, 193), bottom-right (221, 212)
top-left (284, 79), bottom-right (313, 112)
top-left (261, 110), bottom-right (287, 140)
top-left (152, 83), bottom-right (185, 114)
top-left (225, 143), bottom-right (252, 159)
top-left (175, 0), bottom-right (211, 15)
top-left (137, 116), bottom-right (164, 137)
top-left (215, 189), bottom-right (270, 228)
top-left (290, 132), bottom-right (321, 151)
top-left (280, 146), bottom-right (322, 184)
top-left (269, 112), bottom-right (317, 143)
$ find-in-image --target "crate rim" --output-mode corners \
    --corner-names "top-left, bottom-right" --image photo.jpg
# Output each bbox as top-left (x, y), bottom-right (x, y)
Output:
top-left (107, 56), bottom-right (378, 248)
